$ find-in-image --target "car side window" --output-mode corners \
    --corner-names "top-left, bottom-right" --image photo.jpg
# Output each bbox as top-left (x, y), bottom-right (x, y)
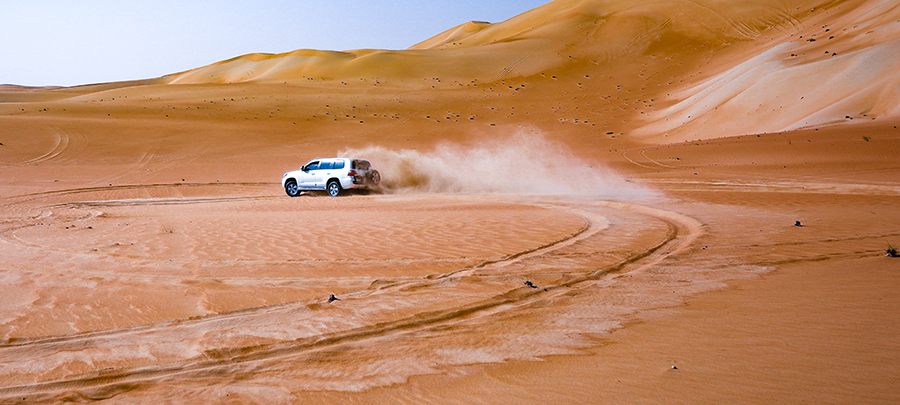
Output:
top-left (319, 161), bottom-right (333, 170)
top-left (333, 160), bottom-right (345, 169)
top-left (305, 161), bottom-right (319, 171)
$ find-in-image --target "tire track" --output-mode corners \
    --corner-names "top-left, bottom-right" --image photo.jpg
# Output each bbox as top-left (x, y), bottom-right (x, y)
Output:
top-left (431, 203), bottom-right (605, 279)
top-left (0, 196), bottom-right (702, 403)
top-left (9, 130), bottom-right (68, 167)
top-left (0, 198), bottom-right (607, 347)
top-left (621, 147), bottom-right (678, 169)
top-left (621, 149), bottom-right (656, 168)
top-left (1, 182), bottom-right (276, 207)
top-left (92, 142), bottom-right (161, 187)
top-left (641, 149), bottom-right (676, 168)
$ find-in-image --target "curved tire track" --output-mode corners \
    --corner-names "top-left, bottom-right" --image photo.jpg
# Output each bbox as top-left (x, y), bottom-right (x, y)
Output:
top-left (0, 195), bottom-right (702, 403)
top-left (9, 130), bottom-right (68, 167)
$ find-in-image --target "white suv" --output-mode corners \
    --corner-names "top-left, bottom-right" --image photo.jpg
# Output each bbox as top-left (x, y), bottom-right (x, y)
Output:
top-left (282, 158), bottom-right (381, 197)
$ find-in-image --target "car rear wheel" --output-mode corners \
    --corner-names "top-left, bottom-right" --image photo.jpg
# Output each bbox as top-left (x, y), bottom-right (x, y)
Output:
top-left (369, 170), bottom-right (381, 186)
top-left (284, 179), bottom-right (300, 197)
top-left (327, 180), bottom-right (341, 197)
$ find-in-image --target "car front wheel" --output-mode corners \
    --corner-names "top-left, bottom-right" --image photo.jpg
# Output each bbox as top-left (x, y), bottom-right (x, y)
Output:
top-left (327, 180), bottom-right (341, 197)
top-left (284, 179), bottom-right (300, 197)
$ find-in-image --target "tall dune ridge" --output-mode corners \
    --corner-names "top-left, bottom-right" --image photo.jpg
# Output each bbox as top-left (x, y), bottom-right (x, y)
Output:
top-left (1, 0), bottom-right (900, 403)
top-left (162, 0), bottom-right (900, 142)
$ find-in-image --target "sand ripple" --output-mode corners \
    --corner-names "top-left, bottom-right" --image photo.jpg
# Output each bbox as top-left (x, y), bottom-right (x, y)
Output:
top-left (0, 185), bottom-right (717, 402)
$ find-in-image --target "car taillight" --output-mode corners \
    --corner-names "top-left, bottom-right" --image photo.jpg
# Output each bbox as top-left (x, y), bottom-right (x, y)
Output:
top-left (348, 170), bottom-right (357, 176)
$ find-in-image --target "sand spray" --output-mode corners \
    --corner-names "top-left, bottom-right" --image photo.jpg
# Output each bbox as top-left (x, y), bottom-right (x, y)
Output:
top-left (341, 131), bottom-right (649, 196)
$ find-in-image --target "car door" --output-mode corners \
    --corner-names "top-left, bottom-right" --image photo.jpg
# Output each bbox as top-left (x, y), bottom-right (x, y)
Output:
top-left (297, 160), bottom-right (320, 189)
top-left (327, 159), bottom-right (345, 186)
top-left (314, 160), bottom-right (333, 188)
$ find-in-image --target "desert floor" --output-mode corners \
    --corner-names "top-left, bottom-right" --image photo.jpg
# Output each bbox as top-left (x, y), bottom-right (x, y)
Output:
top-left (1, 95), bottom-right (897, 403)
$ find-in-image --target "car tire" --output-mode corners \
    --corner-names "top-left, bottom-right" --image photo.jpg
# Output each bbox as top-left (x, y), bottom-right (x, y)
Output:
top-left (369, 170), bottom-right (381, 186)
top-left (284, 179), bottom-right (300, 197)
top-left (327, 180), bottom-right (341, 197)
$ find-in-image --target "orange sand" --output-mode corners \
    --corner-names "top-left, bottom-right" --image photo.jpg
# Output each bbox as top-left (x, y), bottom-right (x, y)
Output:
top-left (1, 0), bottom-right (899, 403)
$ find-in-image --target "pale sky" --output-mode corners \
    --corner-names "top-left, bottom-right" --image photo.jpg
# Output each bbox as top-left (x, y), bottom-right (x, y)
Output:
top-left (2, 0), bottom-right (549, 87)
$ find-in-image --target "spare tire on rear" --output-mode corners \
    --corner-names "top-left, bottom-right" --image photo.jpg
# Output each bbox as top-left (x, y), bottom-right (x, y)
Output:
top-left (368, 170), bottom-right (381, 186)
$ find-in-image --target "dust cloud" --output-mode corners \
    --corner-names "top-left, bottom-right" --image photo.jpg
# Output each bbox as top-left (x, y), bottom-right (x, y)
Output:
top-left (342, 133), bottom-right (647, 196)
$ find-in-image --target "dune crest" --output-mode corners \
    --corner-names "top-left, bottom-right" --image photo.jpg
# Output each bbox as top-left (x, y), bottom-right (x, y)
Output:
top-left (164, 0), bottom-right (611, 85)
top-left (409, 21), bottom-right (494, 49)
top-left (0, 84), bottom-right (63, 92)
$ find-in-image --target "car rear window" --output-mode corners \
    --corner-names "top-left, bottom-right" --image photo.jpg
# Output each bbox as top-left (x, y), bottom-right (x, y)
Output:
top-left (352, 160), bottom-right (371, 170)
top-left (319, 161), bottom-right (333, 170)
top-left (333, 160), bottom-right (345, 169)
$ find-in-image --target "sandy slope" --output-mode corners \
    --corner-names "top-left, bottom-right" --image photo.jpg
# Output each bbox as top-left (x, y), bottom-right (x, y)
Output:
top-left (164, 0), bottom-right (900, 142)
top-left (1, 0), bottom-right (899, 403)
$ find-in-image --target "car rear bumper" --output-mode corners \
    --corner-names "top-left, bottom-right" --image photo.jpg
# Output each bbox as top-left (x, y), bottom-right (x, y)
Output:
top-left (344, 178), bottom-right (374, 189)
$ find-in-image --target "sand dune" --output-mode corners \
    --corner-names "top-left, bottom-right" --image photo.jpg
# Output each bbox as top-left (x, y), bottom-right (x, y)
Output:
top-left (165, 0), bottom-right (900, 142)
top-left (635, 0), bottom-right (900, 141)
top-left (1, 0), bottom-right (899, 403)
top-left (0, 85), bottom-right (63, 93)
